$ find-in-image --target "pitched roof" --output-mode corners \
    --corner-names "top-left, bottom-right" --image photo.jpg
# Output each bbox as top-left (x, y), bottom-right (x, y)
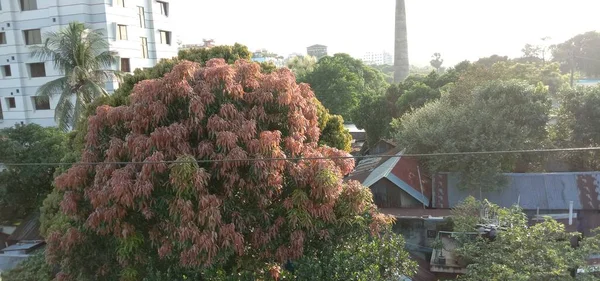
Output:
top-left (8, 213), bottom-right (42, 243)
top-left (348, 148), bottom-right (430, 206)
top-left (433, 172), bottom-right (600, 210)
top-left (346, 146), bottom-right (403, 182)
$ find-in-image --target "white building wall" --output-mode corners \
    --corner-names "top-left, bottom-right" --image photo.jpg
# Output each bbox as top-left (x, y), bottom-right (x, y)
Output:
top-left (363, 51), bottom-right (393, 66)
top-left (0, 0), bottom-right (177, 129)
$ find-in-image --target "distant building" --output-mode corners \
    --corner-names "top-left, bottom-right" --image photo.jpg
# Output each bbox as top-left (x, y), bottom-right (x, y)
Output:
top-left (576, 79), bottom-right (600, 87)
top-left (251, 49), bottom-right (284, 67)
top-left (307, 44), bottom-right (328, 59)
top-left (363, 51), bottom-right (393, 66)
top-left (179, 39), bottom-right (215, 51)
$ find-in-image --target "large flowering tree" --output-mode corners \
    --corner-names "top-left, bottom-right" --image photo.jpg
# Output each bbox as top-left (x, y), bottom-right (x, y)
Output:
top-left (47, 59), bottom-right (392, 280)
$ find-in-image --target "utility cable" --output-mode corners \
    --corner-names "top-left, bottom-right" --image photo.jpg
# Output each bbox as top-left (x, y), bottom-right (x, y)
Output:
top-left (2, 147), bottom-right (600, 167)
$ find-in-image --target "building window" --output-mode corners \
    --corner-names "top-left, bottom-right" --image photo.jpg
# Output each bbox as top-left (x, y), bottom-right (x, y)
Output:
top-left (0, 32), bottom-right (6, 44)
top-left (20, 0), bottom-right (37, 11)
top-left (120, 58), bottom-right (131, 72)
top-left (1, 65), bottom-right (11, 77)
top-left (159, 31), bottom-right (171, 45)
top-left (138, 6), bottom-right (146, 28)
top-left (6, 98), bottom-right (16, 109)
top-left (141, 37), bottom-right (148, 58)
top-left (116, 0), bottom-right (125, 7)
top-left (33, 96), bottom-right (50, 110)
top-left (24, 29), bottom-right (42, 45)
top-left (28, 63), bottom-right (46, 77)
top-left (117, 25), bottom-right (128, 40)
top-left (158, 1), bottom-right (169, 16)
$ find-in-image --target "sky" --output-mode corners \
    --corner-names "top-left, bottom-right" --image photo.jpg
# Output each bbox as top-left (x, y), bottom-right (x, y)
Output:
top-left (173, 0), bottom-right (598, 66)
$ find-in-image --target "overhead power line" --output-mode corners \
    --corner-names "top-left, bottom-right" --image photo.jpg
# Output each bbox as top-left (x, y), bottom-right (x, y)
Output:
top-left (2, 147), bottom-right (600, 167)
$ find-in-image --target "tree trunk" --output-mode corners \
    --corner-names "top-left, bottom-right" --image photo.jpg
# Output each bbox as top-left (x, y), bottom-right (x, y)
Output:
top-left (394, 0), bottom-right (409, 83)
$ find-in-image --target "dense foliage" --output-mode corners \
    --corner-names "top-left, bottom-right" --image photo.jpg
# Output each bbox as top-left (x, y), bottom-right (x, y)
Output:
top-left (452, 198), bottom-right (600, 281)
top-left (393, 80), bottom-right (551, 190)
top-left (352, 69), bottom-right (459, 146)
top-left (178, 43), bottom-right (252, 65)
top-left (286, 55), bottom-right (316, 81)
top-left (291, 232), bottom-right (416, 280)
top-left (31, 22), bottom-right (119, 131)
top-left (302, 54), bottom-right (388, 120)
top-left (552, 31), bottom-right (600, 78)
top-left (552, 85), bottom-right (600, 171)
top-left (0, 124), bottom-right (67, 222)
top-left (46, 60), bottom-right (397, 280)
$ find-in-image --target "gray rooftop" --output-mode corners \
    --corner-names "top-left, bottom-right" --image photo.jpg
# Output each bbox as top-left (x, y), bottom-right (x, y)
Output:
top-left (437, 172), bottom-right (600, 210)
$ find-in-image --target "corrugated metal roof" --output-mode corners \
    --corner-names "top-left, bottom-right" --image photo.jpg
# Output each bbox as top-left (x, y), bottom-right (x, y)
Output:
top-left (343, 123), bottom-right (365, 133)
top-left (8, 213), bottom-right (42, 243)
top-left (1, 241), bottom-right (44, 253)
top-left (346, 147), bottom-right (404, 182)
top-left (440, 172), bottom-right (600, 210)
top-left (363, 154), bottom-right (401, 187)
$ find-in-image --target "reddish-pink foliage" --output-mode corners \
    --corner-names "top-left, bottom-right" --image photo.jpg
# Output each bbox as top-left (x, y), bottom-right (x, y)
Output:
top-left (49, 59), bottom-right (386, 275)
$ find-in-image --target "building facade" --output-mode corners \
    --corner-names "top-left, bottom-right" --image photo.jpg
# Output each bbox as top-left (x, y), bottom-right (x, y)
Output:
top-left (0, 0), bottom-right (178, 129)
top-left (362, 51), bottom-right (392, 66)
top-left (306, 44), bottom-right (327, 59)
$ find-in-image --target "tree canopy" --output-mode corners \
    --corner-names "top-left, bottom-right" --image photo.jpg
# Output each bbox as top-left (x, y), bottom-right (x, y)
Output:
top-left (551, 85), bottom-right (600, 171)
top-left (178, 43), bottom-right (252, 65)
top-left (452, 198), bottom-right (600, 281)
top-left (552, 31), bottom-right (600, 78)
top-left (0, 124), bottom-right (67, 223)
top-left (393, 80), bottom-right (551, 190)
top-left (429, 53), bottom-right (444, 71)
top-left (286, 55), bottom-right (317, 81)
top-left (301, 53), bottom-right (388, 120)
top-left (46, 60), bottom-right (397, 280)
top-left (352, 69), bottom-right (459, 146)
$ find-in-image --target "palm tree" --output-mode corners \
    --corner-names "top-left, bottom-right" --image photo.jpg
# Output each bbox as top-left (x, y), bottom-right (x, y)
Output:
top-left (31, 22), bottom-right (119, 131)
top-left (394, 0), bottom-right (409, 83)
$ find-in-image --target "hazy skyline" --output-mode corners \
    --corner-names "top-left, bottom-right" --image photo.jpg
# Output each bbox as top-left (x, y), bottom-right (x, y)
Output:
top-left (174, 0), bottom-right (598, 66)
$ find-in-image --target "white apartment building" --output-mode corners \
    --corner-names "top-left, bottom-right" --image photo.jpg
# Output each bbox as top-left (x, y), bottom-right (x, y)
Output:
top-left (362, 51), bottom-right (393, 66)
top-left (0, 0), bottom-right (178, 129)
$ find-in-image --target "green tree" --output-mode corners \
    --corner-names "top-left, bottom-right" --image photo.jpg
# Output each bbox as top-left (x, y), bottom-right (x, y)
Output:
top-left (286, 55), bottom-right (316, 80)
top-left (452, 199), bottom-right (600, 281)
top-left (319, 114), bottom-right (352, 152)
top-left (429, 53), bottom-right (444, 72)
top-left (393, 80), bottom-right (551, 190)
top-left (352, 68), bottom-right (459, 147)
top-left (302, 53), bottom-right (388, 120)
top-left (551, 31), bottom-right (600, 78)
top-left (0, 124), bottom-right (67, 222)
top-left (46, 60), bottom-right (397, 280)
top-left (291, 232), bottom-right (417, 280)
top-left (177, 43), bottom-right (251, 65)
top-left (31, 22), bottom-right (119, 131)
top-left (521, 43), bottom-right (543, 61)
top-left (313, 99), bottom-right (352, 152)
top-left (551, 85), bottom-right (600, 171)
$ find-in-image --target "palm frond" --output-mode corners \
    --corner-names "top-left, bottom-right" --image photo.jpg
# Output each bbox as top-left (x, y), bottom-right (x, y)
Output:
top-left (28, 21), bottom-right (117, 131)
top-left (36, 77), bottom-right (68, 97)
top-left (54, 89), bottom-right (74, 132)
